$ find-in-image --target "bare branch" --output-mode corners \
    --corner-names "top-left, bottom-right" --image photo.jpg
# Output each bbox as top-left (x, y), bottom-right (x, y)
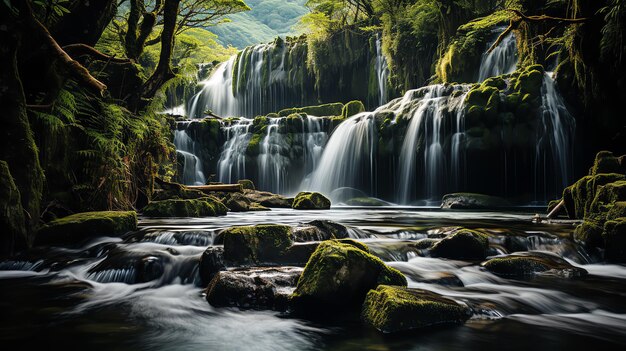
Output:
top-left (63, 44), bottom-right (131, 63)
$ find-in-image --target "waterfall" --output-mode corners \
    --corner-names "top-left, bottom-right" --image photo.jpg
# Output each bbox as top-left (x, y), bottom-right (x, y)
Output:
top-left (535, 72), bottom-right (576, 199)
top-left (478, 29), bottom-right (518, 82)
top-left (302, 113), bottom-right (377, 198)
top-left (174, 122), bottom-right (206, 185)
top-left (258, 118), bottom-right (289, 194)
top-left (375, 35), bottom-right (389, 106)
top-left (186, 41), bottom-right (297, 119)
top-left (217, 118), bottom-right (253, 184)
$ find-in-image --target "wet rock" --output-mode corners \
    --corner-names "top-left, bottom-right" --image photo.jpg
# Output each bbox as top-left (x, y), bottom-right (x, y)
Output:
top-left (199, 246), bottom-right (225, 286)
top-left (292, 192), bottom-right (331, 210)
top-left (291, 241), bottom-right (406, 310)
top-left (294, 220), bottom-right (350, 241)
top-left (341, 100), bottom-right (365, 118)
top-left (152, 179), bottom-right (206, 201)
top-left (87, 248), bottom-right (167, 284)
top-left (0, 161), bottom-right (27, 254)
top-left (237, 179), bottom-right (255, 190)
top-left (224, 192), bottom-right (269, 212)
top-left (142, 197), bottom-right (228, 217)
top-left (345, 197), bottom-right (391, 206)
top-left (589, 151), bottom-right (625, 176)
top-left (222, 224), bottom-right (293, 265)
top-left (431, 229), bottom-right (489, 260)
top-left (244, 190), bottom-right (293, 208)
top-left (362, 285), bottom-right (471, 333)
top-left (481, 252), bottom-right (587, 278)
top-left (441, 193), bottom-right (510, 210)
top-left (574, 221), bottom-right (604, 248)
top-left (603, 218), bottom-right (626, 262)
top-left (206, 267), bottom-right (303, 311)
top-left (35, 211), bottom-right (137, 247)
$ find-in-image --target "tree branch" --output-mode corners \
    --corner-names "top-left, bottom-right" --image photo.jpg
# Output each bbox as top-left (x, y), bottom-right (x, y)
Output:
top-left (63, 44), bottom-right (131, 63)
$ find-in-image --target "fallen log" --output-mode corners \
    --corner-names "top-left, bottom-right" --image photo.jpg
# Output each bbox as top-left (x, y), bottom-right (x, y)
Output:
top-left (187, 184), bottom-right (243, 193)
top-left (547, 199), bottom-right (565, 219)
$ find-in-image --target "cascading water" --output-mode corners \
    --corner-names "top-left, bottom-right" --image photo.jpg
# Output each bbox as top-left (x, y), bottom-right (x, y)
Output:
top-left (302, 113), bottom-right (378, 198)
top-left (174, 122), bottom-right (206, 185)
top-left (478, 28), bottom-right (518, 82)
top-left (375, 35), bottom-right (389, 106)
top-left (396, 85), bottom-right (470, 203)
top-left (258, 118), bottom-right (289, 194)
top-left (217, 118), bottom-right (253, 184)
top-left (534, 72), bottom-right (576, 199)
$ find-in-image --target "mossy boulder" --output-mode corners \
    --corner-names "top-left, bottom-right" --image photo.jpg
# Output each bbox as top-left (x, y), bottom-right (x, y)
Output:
top-left (574, 221), bottom-right (605, 248)
top-left (481, 252), bottom-right (587, 278)
top-left (342, 100), bottom-right (365, 118)
top-left (291, 241), bottom-right (407, 310)
top-left (562, 174), bottom-right (625, 220)
top-left (292, 192), bottom-right (331, 210)
top-left (152, 180), bottom-right (206, 201)
top-left (237, 179), bottom-right (255, 190)
top-left (222, 224), bottom-right (293, 265)
top-left (206, 267), bottom-right (302, 311)
top-left (441, 193), bottom-right (510, 210)
top-left (361, 285), bottom-right (471, 333)
top-left (431, 229), bottom-right (489, 260)
top-left (224, 193), bottom-right (269, 212)
top-left (244, 190), bottom-right (293, 208)
top-left (142, 197), bottom-right (228, 217)
top-left (603, 218), bottom-right (626, 262)
top-left (345, 197), bottom-right (390, 206)
top-left (278, 103), bottom-right (344, 117)
top-left (35, 211), bottom-right (137, 246)
top-left (0, 160), bottom-right (27, 254)
top-left (589, 151), bottom-right (624, 176)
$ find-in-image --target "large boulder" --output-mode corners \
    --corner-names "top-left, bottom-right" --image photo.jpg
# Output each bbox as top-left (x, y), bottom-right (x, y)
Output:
top-left (35, 211), bottom-right (137, 246)
top-left (441, 193), bottom-right (510, 210)
top-left (244, 190), bottom-right (293, 208)
top-left (0, 160), bottom-right (27, 254)
top-left (603, 218), bottom-right (626, 262)
top-left (481, 252), bottom-right (587, 278)
top-left (222, 224), bottom-right (293, 265)
top-left (152, 179), bottom-right (206, 201)
top-left (223, 192), bottom-right (269, 212)
top-left (292, 192), bottom-right (331, 210)
top-left (205, 267), bottom-right (302, 311)
top-left (291, 241), bottom-right (406, 310)
top-left (431, 229), bottom-right (489, 260)
top-left (345, 197), bottom-right (391, 206)
top-left (142, 197), bottom-right (227, 217)
top-left (199, 246), bottom-right (226, 286)
top-left (362, 285), bottom-right (471, 333)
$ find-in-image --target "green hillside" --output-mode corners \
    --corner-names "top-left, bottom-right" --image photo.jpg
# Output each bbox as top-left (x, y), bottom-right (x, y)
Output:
top-left (209, 0), bottom-right (308, 48)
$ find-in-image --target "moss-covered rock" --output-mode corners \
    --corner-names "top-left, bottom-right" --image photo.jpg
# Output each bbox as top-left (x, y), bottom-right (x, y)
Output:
top-left (35, 211), bottom-right (137, 246)
top-left (361, 285), bottom-right (471, 333)
top-left (589, 151), bottom-right (624, 176)
top-left (278, 103), bottom-right (344, 117)
top-left (431, 229), bottom-right (489, 260)
top-left (562, 174), bottom-right (625, 219)
top-left (244, 190), bottom-right (293, 208)
top-left (0, 160), bottom-right (27, 254)
top-left (291, 241), bottom-right (406, 310)
top-left (342, 100), bottom-right (365, 118)
top-left (224, 193), bottom-right (269, 212)
top-left (603, 218), bottom-right (626, 262)
top-left (441, 193), bottom-right (510, 209)
top-left (238, 179), bottom-right (255, 190)
top-left (345, 197), bottom-right (390, 206)
top-left (481, 252), bottom-right (588, 278)
top-left (152, 179), bottom-right (206, 201)
top-left (292, 191), bottom-right (331, 210)
top-left (222, 224), bottom-right (293, 265)
top-left (142, 197), bottom-right (228, 217)
top-left (574, 220), bottom-right (605, 248)
top-left (206, 267), bottom-right (302, 311)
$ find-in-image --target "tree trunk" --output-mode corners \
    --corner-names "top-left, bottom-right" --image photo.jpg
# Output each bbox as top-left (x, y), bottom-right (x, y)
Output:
top-left (142, 0), bottom-right (180, 100)
top-left (0, 8), bottom-right (45, 249)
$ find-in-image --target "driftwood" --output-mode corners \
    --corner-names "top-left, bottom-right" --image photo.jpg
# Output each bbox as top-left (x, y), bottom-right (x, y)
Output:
top-left (547, 199), bottom-right (565, 219)
top-left (187, 184), bottom-right (243, 193)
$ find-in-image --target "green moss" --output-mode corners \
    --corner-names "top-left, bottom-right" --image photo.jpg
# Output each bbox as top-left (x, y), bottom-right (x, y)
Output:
top-left (589, 151), bottom-right (623, 176)
top-left (431, 228), bottom-right (489, 260)
top-left (278, 103), bottom-right (344, 117)
top-left (482, 256), bottom-right (551, 276)
top-left (345, 197), bottom-right (389, 207)
top-left (292, 191), bottom-right (331, 210)
top-left (563, 174), bottom-right (625, 220)
top-left (0, 160), bottom-right (27, 253)
top-left (152, 181), bottom-right (206, 201)
top-left (246, 133), bottom-right (264, 156)
top-left (361, 285), bottom-right (470, 333)
top-left (142, 197), bottom-right (227, 217)
top-left (589, 181), bottom-right (626, 219)
top-left (291, 241), bottom-right (407, 308)
top-left (332, 238), bottom-right (370, 253)
top-left (222, 224), bottom-right (293, 265)
top-left (237, 179), bottom-right (255, 190)
top-left (574, 221), bottom-right (604, 248)
top-left (341, 100), bottom-right (365, 119)
top-left (603, 218), bottom-right (626, 262)
top-left (35, 211), bottom-right (137, 246)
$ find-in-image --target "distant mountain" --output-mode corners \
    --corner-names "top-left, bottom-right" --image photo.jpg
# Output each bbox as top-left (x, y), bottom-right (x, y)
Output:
top-left (209, 0), bottom-right (308, 49)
